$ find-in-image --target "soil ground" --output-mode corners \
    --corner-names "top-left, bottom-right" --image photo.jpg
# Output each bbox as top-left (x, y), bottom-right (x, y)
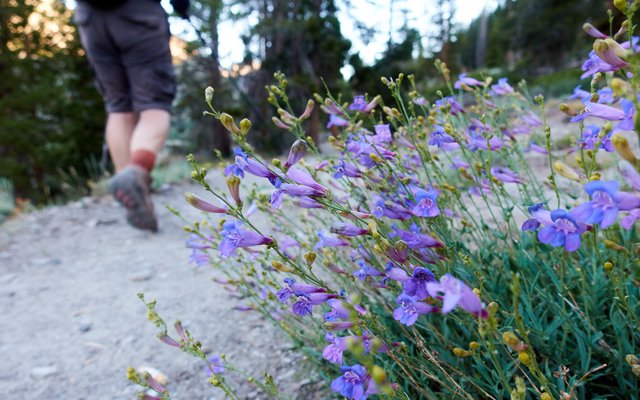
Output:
top-left (0, 181), bottom-right (315, 399)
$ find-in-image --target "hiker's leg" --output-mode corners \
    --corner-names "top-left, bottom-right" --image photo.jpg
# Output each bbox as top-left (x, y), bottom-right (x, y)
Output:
top-left (128, 109), bottom-right (171, 172)
top-left (106, 112), bottom-right (136, 172)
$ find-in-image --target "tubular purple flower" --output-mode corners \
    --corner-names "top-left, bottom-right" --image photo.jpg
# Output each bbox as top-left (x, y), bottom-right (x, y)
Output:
top-left (330, 364), bottom-right (377, 400)
top-left (185, 193), bottom-right (228, 214)
top-left (331, 222), bottom-right (369, 237)
top-left (426, 274), bottom-right (487, 317)
top-left (619, 160), bottom-right (640, 191)
top-left (621, 209), bottom-right (640, 229)
top-left (491, 78), bottom-right (514, 96)
top-left (334, 160), bottom-right (362, 179)
top-left (349, 95), bottom-right (367, 111)
top-left (403, 267), bottom-right (436, 299)
top-left (572, 101), bottom-right (628, 122)
top-left (581, 50), bottom-right (619, 78)
top-left (362, 95), bottom-right (381, 113)
top-left (219, 220), bottom-right (273, 257)
top-left (491, 167), bottom-right (524, 183)
top-left (324, 321), bottom-right (356, 331)
top-left (536, 209), bottom-right (587, 252)
top-left (327, 114), bottom-right (349, 129)
top-left (284, 139), bottom-right (307, 169)
top-left (454, 73), bottom-right (482, 89)
top-left (144, 373), bottom-right (166, 393)
top-left (314, 231), bottom-right (351, 250)
top-left (321, 98), bottom-right (346, 115)
top-left (205, 355), bottom-right (226, 375)
top-left (396, 225), bottom-right (444, 249)
top-left (583, 22), bottom-right (608, 39)
top-left (411, 189), bottom-right (440, 217)
top-left (373, 124), bottom-right (393, 143)
top-left (593, 38), bottom-right (628, 69)
top-left (293, 196), bottom-right (324, 209)
top-left (158, 334), bottom-right (181, 348)
top-left (287, 167), bottom-right (326, 192)
top-left (393, 294), bottom-right (433, 326)
top-left (322, 334), bottom-right (349, 364)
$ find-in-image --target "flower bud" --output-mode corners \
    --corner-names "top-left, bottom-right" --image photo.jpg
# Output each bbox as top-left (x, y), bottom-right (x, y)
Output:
top-left (559, 103), bottom-right (576, 116)
top-left (453, 348), bottom-right (472, 357)
top-left (502, 331), bottom-right (527, 351)
top-left (205, 86), bottom-right (214, 105)
top-left (518, 351), bottom-right (532, 365)
top-left (284, 139), bottom-right (307, 169)
top-left (271, 260), bottom-right (294, 273)
top-left (299, 99), bottom-right (315, 120)
top-left (239, 118), bottom-right (252, 136)
top-left (604, 261), bottom-right (614, 271)
top-left (604, 239), bottom-right (626, 252)
top-left (272, 116), bottom-right (290, 129)
top-left (612, 134), bottom-right (638, 164)
top-left (553, 161), bottom-right (582, 182)
top-left (304, 251), bottom-right (317, 266)
top-left (219, 113), bottom-right (240, 135)
top-left (469, 341), bottom-right (480, 351)
top-left (185, 193), bottom-right (228, 214)
top-left (226, 175), bottom-right (242, 206)
top-left (614, 0), bottom-right (628, 12)
top-left (540, 393), bottom-right (553, 400)
top-left (371, 365), bottom-right (387, 384)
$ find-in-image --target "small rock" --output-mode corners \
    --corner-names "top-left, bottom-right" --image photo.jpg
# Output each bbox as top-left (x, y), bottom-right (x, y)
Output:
top-left (78, 322), bottom-right (92, 333)
top-left (129, 270), bottom-right (154, 282)
top-left (30, 364), bottom-right (58, 378)
top-left (30, 257), bottom-right (61, 266)
top-left (87, 218), bottom-right (118, 227)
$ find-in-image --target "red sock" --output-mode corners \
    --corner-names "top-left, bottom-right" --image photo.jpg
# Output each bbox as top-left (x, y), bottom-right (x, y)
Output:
top-left (130, 149), bottom-right (156, 173)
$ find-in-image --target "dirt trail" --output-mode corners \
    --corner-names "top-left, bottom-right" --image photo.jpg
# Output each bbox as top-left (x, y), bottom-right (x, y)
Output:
top-left (0, 182), bottom-right (310, 399)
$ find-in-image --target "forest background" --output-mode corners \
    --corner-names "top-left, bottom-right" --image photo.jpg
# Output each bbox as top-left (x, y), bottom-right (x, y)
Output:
top-left (0, 0), bottom-right (617, 208)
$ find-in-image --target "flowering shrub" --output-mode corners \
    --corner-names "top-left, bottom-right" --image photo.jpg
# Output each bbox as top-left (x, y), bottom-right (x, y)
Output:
top-left (132, 5), bottom-right (640, 399)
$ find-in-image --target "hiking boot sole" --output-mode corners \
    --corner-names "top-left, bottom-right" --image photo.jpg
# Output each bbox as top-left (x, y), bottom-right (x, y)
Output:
top-left (109, 167), bottom-right (158, 232)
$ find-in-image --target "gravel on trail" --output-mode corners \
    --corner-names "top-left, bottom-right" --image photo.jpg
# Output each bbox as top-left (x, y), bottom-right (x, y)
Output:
top-left (0, 182), bottom-right (318, 399)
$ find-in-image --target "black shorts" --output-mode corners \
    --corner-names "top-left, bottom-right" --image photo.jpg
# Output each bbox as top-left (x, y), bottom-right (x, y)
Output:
top-left (74, 1), bottom-right (177, 113)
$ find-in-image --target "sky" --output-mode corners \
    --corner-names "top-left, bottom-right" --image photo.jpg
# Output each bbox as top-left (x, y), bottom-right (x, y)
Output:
top-left (163, 0), bottom-right (499, 75)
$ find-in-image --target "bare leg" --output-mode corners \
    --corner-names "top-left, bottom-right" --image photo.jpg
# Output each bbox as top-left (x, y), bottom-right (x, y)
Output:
top-left (106, 112), bottom-right (136, 172)
top-left (129, 109), bottom-right (170, 156)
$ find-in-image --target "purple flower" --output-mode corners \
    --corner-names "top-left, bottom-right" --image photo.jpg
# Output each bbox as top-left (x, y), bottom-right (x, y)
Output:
top-left (330, 364), bottom-right (376, 400)
top-left (284, 139), bottom-right (307, 169)
top-left (428, 128), bottom-right (459, 151)
top-left (293, 196), bottom-right (324, 209)
top-left (426, 274), bottom-right (486, 317)
top-left (579, 125), bottom-right (613, 152)
top-left (322, 333), bottom-right (349, 364)
top-left (526, 141), bottom-right (548, 155)
top-left (454, 73), bottom-right (482, 89)
top-left (521, 202), bottom-right (550, 231)
top-left (395, 224), bottom-right (444, 249)
top-left (327, 114), bottom-right (349, 129)
top-left (411, 189), bottom-right (440, 217)
top-left (571, 102), bottom-right (627, 123)
top-left (402, 267), bottom-right (436, 299)
top-left (467, 134), bottom-right (503, 152)
top-left (353, 260), bottom-right (383, 281)
top-left (569, 85), bottom-right (591, 102)
top-left (349, 95), bottom-right (367, 111)
top-left (571, 180), bottom-right (640, 228)
top-left (292, 292), bottom-right (336, 316)
top-left (205, 355), bottom-right (226, 375)
top-left (333, 160), bottom-right (362, 179)
top-left (393, 294), bottom-right (433, 326)
top-left (372, 197), bottom-right (412, 220)
top-left (435, 96), bottom-right (463, 114)
top-left (581, 50), bottom-right (620, 79)
top-left (314, 231), bottom-right (350, 250)
top-left (491, 78), bottom-right (514, 96)
top-left (331, 222), bottom-right (369, 237)
top-left (597, 87), bottom-right (614, 104)
top-left (522, 113), bottom-right (543, 127)
top-left (219, 220), bottom-right (273, 257)
top-left (621, 209), bottom-right (640, 229)
top-left (619, 161), bottom-right (640, 191)
top-left (287, 167), bottom-right (326, 192)
top-left (413, 96), bottom-right (427, 106)
top-left (491, 166), bottom-right (524, 183)
top-left (537, 209), bottom-right (587, 252)
top-left (373, 124), bottom-right (393, 143)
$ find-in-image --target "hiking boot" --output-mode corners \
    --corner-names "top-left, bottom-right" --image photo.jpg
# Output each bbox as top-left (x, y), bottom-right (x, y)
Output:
top-left (109, 165), bottom-right (158, 232)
